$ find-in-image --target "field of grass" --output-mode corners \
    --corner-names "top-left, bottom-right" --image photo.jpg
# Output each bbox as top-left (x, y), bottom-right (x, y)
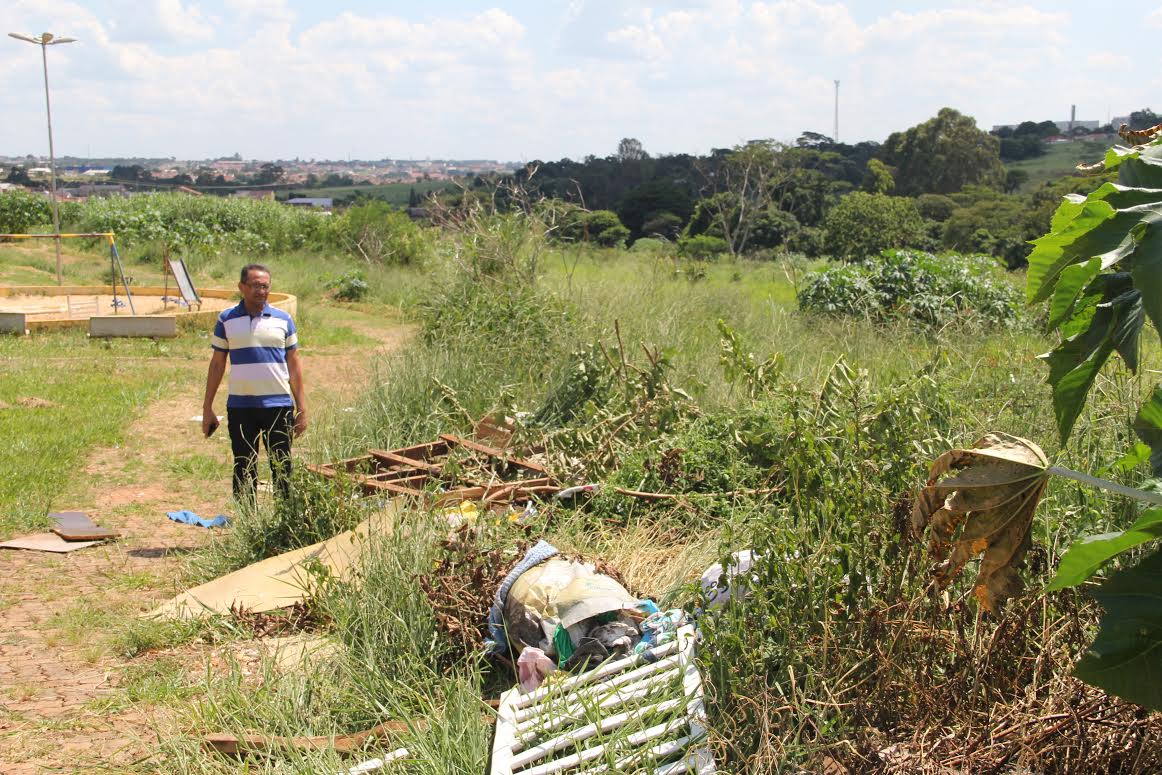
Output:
top-left (3, 212), bottom-right (1160, 772)
top-left (1006, 139), bottom-right (1111, 191)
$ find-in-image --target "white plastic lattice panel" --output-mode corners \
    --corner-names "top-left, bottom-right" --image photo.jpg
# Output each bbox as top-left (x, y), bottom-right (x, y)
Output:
top-left (490, 624), bottom-right (715, 775)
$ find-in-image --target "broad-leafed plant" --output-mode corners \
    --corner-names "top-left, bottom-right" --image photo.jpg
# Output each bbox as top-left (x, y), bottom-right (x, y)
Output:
top-left (915, 123), bottom-right (1162, 710)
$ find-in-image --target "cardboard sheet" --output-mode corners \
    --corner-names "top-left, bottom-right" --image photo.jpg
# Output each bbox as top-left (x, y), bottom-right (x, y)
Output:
top-left (147, 505), bottom-right (395, 619)
top-left (0, 533), bottom-right (102, 553)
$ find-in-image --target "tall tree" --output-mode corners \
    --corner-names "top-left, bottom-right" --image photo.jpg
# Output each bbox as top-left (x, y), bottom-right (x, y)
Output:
top-left (879, 108), bottom-right (1005, 196)
top-left (616, 137), bottom-right (648, 162)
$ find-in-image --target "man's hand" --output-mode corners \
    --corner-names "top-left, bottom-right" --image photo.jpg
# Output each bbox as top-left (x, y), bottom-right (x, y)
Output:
top-left (294, 410), bottom-right (308, 438)
top-left (202, 413), bottom-right (219, 437)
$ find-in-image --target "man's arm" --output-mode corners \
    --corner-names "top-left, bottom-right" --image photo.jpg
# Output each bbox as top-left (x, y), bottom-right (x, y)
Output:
top-left (287, 348), bottom-right (308, 437)
top-left (202, 349), bottom-right (227, 436)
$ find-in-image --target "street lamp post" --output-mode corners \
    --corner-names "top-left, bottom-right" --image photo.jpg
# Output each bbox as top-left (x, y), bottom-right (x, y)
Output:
top-left (8, 32), bottom-right (77, 286)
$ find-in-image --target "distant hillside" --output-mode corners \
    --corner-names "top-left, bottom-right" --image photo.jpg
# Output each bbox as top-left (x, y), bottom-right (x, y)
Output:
top-left (1006, 140), bottom-right (1110, 192)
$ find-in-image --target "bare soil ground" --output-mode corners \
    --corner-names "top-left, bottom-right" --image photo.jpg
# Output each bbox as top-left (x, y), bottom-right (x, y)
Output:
top-left (0, 318), bottom-right (412, 773)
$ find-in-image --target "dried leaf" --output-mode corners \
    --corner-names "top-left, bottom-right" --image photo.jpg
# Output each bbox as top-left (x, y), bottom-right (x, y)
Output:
top-left (912, 433), bottom-right (1050, 612)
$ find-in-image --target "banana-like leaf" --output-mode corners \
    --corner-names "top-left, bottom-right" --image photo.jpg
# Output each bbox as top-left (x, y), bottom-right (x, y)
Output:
top-left (1047, 257), bottom-right (1102, 329)
top-left (1047, 508), bottom-right (1162, 590)
top-left (1129, 212), bottom-right (1162, 348)
top-left (1073, 546), bottom-right (1162, 710)
top-left (912, 433), bottom-right (1049, 612)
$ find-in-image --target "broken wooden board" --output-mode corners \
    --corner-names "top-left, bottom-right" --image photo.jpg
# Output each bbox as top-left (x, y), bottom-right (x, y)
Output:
top-left (146, 505), bottom-right (395, 619)
top-left (309, 434), bottom-right (558, 505)
top-left (52, 526), bottom-right (120, 542)
top-left (0, 533), bottom-right (102, 553)
top-left (204, 719), bottom-right (416, 757)
top-left (490, 624), bottom-right (715, 775)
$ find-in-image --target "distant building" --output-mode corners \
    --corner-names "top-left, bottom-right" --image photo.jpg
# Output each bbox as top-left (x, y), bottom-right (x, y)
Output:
top-left (232, 190), bottom-right (275, 201)
top-left (285, 197), bottom-right (333, 211)
top-left (1053, 119), bottom-right (1100, 133)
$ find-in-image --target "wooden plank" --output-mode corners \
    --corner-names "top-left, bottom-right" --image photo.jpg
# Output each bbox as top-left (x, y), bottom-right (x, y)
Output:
top-left (52, 527), bottom-right (119, 542)
top-left (369, 449), bottom-right (443, 474)
top-left (0, 312), bottom-right (28, 335)
top-left (368, 472), bottom-right (429, 486)
top-left (390, 439), bottom-right (450, 460)
top-left (89, 315), bottom-right (177, 338)
top-left (204, 720), bottom-right (415, 757)
top-left (440, 434), bottom-right (549, 474)
top-left (361, 479), bottom-right (426, 497)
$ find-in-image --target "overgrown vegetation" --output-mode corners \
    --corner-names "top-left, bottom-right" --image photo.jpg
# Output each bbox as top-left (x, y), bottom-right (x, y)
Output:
top-left (5, 149), bottom-right (1161, 771)
top-left (797, 249), bottom-right (1021, 327)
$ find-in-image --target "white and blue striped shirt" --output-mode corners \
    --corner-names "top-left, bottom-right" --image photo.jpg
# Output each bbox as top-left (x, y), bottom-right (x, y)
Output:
top-left (211, 302), bottom-right (298, 409)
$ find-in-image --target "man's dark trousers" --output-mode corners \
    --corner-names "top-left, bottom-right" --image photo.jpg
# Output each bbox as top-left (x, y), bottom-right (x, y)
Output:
top-left (228, 406), bottom-right (294, 502)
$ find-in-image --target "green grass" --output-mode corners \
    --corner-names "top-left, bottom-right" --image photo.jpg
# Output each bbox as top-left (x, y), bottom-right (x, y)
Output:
top-left (0, 331), bottom-right (201, 537)
top-left (1006, 139), bottom-right (1111, 191)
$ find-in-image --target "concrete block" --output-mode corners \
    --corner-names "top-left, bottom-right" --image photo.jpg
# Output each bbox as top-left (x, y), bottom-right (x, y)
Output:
top-left (89, 315), bottom-right (177, 338)
top-left (0, 312), bottom-right (28, 335)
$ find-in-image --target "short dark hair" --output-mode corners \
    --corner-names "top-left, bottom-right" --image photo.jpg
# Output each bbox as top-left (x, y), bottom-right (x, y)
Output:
top-left (240, 264), bottom-right (270, 284)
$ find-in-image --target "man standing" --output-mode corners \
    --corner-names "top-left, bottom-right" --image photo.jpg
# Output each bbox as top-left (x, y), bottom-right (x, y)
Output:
top-left (202, 264), bottom-right (307, 504)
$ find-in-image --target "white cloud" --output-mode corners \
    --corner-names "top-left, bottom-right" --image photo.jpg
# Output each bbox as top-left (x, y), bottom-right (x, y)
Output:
top-left (1086, 52), bottom-right (1131, 70)
top-left (1149, 7), bottom-right (1162, 27)
top-left (107, 0), bottom-right (215, 42)
top-left (0, 1), bottom-right (1151, 160)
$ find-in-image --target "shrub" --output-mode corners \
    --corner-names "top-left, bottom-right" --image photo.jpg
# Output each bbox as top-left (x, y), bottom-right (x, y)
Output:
top-left (327, 271), bottom-right (369, 302)
top-left (334, 201), bottom-right (429, 265)
top-left (822, 192), bottom-right (926, 261)
top-left (797, 249), bottom-right (1020, 327)
top-left (678, 233), bottom-right (728, 260)
top-left (0, 189), bottom-right (52, 233)
top-left (64, 192), bottom-right (332, 255)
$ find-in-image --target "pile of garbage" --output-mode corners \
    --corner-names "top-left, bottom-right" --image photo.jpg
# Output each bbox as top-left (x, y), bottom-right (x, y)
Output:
top-left (486, 541), bottom-right (688, 692)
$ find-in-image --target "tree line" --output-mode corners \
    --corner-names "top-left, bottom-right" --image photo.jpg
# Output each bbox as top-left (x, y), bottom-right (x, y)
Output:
top-left (449, 106), bottom-right (1153, 267)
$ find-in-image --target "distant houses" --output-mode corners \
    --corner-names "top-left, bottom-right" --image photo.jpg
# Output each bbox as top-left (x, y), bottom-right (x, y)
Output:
top-left (284, 197), bottom-right (333, 211)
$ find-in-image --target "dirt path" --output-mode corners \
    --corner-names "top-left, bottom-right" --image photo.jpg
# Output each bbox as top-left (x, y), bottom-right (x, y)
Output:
top-left (0, 322), bottom-right (413, 773)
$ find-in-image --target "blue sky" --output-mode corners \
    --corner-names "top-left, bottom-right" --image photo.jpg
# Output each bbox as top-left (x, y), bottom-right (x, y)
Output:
top-left (2, 1), bottom-right (1160, 162)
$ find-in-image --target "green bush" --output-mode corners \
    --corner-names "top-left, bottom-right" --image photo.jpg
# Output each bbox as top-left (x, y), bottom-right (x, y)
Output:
top-left (0, 189), bottom-right (53, 233)
top-left (822, 192), bottom-right (926, 261)
top-left (797, 249), bottom-right (1020, 327)
top-left (333, 201), bottom-right (430, 264)
top-left (64, 192), bottom-right (333, 255)
top-left (678, 233), bottom-right (728, 260)
top-left (327, 271), bottom-right (369, 301)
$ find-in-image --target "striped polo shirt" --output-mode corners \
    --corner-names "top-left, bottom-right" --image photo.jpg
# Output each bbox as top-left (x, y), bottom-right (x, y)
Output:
top-left (211, 302), bottom-right (298, 409)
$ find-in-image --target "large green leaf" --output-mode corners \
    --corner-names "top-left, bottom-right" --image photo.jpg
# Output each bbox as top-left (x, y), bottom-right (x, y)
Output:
top-left (1041, 288), bottom-right (1143, 441)
top-left (1048, 257), bottom-right (1101, 329)
top-left (1084, 182), bottom-right (1162, 211)
top-left (1073, 546), bottom-right (1162, 710)
top-left (1026, 202), bottom-right (1162, 305)
top-left (1047, 509), bottom-right (1162, 590)
top-left (1129, 212), bottom-right (1162, 345)
top-left (1027, 199), bottom-right (1116, 303)
top-left (1134, 386), bottom-right (1162, 476)
top-left (1118, 144), bottom-right (1162, 189)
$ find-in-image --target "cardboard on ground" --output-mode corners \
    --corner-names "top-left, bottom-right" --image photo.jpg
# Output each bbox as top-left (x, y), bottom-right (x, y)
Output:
top-left (0, 533), bottom-right (102, 553)
top-left (147, 505), bottom-right (395, 619)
